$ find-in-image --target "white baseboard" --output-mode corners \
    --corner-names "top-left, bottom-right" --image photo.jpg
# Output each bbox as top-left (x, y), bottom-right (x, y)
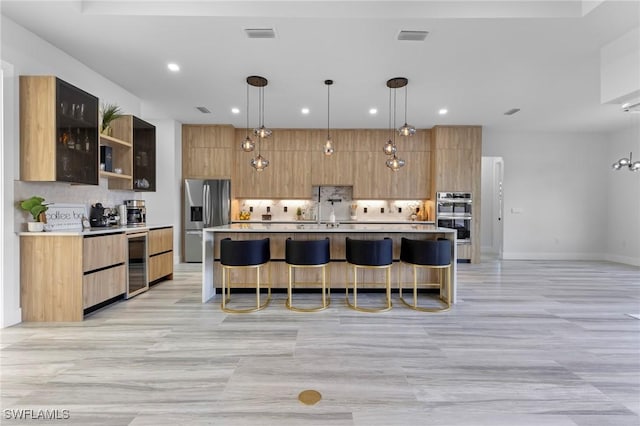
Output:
top-left (502, 251), bottom-right (640, 267)
top-left (502, 252), bottom-right (604, 261)
top-left (2, 307), bottom-right (22, 328)
top-left (603, 253), bottom-right (640, 267)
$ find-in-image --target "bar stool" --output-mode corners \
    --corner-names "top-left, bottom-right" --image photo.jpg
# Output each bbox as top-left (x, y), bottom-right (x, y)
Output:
top-left (398, 237), bottom-right (452, 312)
top-left (220, 237), bottom-right (271, 313)
top-left (345, 237), bottom-right (393, 312)
top-left (285, 238), bottom-right (331, 312)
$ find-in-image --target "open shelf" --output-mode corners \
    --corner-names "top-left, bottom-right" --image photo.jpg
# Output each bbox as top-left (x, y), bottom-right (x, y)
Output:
top-left (100, 171), bottom-right (132, 180)
top-left (99, 134), bottom-right (132, 149)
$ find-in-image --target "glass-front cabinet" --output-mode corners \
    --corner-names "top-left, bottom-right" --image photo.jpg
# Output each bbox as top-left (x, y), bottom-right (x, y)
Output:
top-left (132, 116), bottom-right (156, 192)
top-left (20, 76), bottom-right (99, 185)
top-left (55, 79), bottom-right (99, 184)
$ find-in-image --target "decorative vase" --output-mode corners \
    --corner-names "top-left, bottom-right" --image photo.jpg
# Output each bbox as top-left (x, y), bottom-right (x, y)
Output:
top-left (27, 221), bottom-right (44, 232)
top-left (101, 125), bottom-right (112, 136)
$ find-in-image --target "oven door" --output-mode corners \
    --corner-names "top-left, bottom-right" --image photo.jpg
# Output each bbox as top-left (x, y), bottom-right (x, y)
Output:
top-left (126, 232), bottom-right (149, 298)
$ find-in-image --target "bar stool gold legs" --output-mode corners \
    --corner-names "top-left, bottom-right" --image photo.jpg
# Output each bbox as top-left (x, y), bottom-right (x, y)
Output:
top-left (398, 262), bottom-right (451, 312)
top-left (219, 237), bottom-right (271, 314)
top-left (286, 263), bottom-right (330, 312)
top-left (221, 263), bottom-right (271, 313)
top-left (345, 264), bottom-right (392, 313)
top-left (398, 237), bottom-right (453, 313)
top-left (284, 238), bottom-right (331, 312)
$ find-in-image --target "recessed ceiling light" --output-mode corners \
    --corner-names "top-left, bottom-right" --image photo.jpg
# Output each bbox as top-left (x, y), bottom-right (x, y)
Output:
top-left (369, 108), bottom-right (378, 115)
top-left (301, 108), bottom-right (310, 115)
top-left (231, 107), bottom-right (240, 114)
top-left (167, 63), bottom-right (180, 72)
top-left (439, 108), bottom-right (448, 115)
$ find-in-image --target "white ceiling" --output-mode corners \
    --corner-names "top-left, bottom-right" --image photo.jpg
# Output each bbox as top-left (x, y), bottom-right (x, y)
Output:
top-left (2, 0), bottom-right (638, 133)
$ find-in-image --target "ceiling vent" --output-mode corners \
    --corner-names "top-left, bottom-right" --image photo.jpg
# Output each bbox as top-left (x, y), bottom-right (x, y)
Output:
top-left (245, 28), bottom-right (276, 39)
top-left (196, 106), bottom-right (211, 114)
top-left (397, 30), bottom-right (429, 41)
top-left (504, 108), bottom-right (521, 116)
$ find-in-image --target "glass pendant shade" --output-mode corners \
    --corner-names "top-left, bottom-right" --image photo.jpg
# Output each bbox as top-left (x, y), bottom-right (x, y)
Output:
top-left (324, 79), bottom-right (334, 156)
top-left (612, 152), bottom-right (640, 171)
top-left (398, 123), bottom-right (416, 136)
top-left (241, 136), bottom-right (255, 152)
top-left (383, 139), bottom-right (396, 155)
top-left (251, 154), bottom-right (269, 171)
top-left (254, 125), bottom-right (272, 139)
top-left (324, 137), bottom-right (334, 156)
top-left (386, 155), bottom-right (405, 171)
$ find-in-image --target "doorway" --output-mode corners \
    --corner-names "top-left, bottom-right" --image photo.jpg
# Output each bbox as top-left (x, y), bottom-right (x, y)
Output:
top-left (481, 157), bottom-right (504, 259)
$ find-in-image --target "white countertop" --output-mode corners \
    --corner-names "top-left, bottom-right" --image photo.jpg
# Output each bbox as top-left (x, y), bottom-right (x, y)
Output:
top-left (205, 223), bottom-right (454, 233)
top-left (18, 223), bottom-right (173, 237)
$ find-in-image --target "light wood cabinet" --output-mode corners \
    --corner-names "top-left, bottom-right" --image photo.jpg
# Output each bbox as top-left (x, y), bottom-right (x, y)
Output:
top-left (231, 129), bottom-right (312, 198)
top-left (148, 227), bottom-right (173, 283)
top-left (431, 126), bottom-right (482, 263)
top-left (182, 125), bottom-right (234, 179)
top-left (21, 233), bottom-right (126, 322)
top-left (109, 115), bottom-right (156, 191)
top-left (20, 75), bottom-right (99, 185)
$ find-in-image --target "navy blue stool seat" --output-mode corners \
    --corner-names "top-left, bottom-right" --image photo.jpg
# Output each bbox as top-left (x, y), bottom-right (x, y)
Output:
top-left (345, 237), bottom-right (393, 312)
top-left (285, 238), bottom-right (331, 312)
top-left (399, 237), bottom-right (452, 312)
top-left (220, 238), bottom-right (271, 313)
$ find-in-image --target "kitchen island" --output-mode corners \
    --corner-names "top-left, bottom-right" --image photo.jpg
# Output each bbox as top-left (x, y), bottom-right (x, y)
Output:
top-left (202, 223), bottom-right (457, 305)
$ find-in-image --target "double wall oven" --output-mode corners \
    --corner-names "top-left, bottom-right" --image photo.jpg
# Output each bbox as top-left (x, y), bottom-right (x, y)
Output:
top-left (436, 192), bottom-right (472, 246)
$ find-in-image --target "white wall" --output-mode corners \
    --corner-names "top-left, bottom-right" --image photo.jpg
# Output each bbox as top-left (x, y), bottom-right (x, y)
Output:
top-left (483, 130), bottom-right (609, 261)
top-left (142, 118), bottom-right (182, 263)
top-left (605, 125), bottom-right (640, 265)
top-left (1, 17), bottom-right (181, 327)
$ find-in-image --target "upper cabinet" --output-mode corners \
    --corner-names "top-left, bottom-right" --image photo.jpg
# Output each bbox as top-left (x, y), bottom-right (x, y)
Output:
top-left (107, 115), bottom-right (156, 191)
top-left (132, 116), bottom-right (156, 192)
top-left (430, 126), bottom-right (482, 194)
top-left (182, 125), bottom-right (234, 179)
top-left (20, 76), bottom-right (99, 185)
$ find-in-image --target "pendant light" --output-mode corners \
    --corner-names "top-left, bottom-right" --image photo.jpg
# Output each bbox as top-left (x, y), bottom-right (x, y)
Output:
top-left (247, 75), bottom-right (270, 171)
top-left (612, 105), bottom-right (640, 172)
top-left (324, 79), bottom-right (334, 156)
top-left (612, 152), bottom-right (640, 171)
top-left (240, 79), bottom-right (255, 152)
top-left (249, 75), bottom-right (272, 139)
top-left (398, 83), bottom-right (416, 137)
top-left (382, 86), bottom-right (396, 155)
top-left (385, 77), bottom-right (406, 171)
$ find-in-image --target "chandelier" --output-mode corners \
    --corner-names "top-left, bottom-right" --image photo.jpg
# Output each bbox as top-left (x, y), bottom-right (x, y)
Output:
top-left (246, 75), bottom-right (270, 171)
top-left (324, 79), bottom-right (334, 156)
top-left (384, 77), bottom-right (408, 171)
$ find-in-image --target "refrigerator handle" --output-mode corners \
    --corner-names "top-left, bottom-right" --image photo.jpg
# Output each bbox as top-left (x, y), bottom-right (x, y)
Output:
top-left (202, 184), bottom-right (208, 227)
top-left (204, 184), bottom-right (211, 226)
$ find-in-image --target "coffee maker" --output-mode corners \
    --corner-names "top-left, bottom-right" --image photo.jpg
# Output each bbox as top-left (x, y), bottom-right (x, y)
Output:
top-left (124, 200), bottom-right (146, 226)
top-left (89, 203), bottom-right (109, 227)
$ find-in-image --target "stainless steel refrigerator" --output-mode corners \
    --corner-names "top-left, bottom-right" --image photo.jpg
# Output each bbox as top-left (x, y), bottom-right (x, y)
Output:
top-left (184, 179), bottom-right (231, 262)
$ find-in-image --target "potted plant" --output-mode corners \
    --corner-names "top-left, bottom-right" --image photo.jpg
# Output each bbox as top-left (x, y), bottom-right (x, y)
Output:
top-left (19, 196), bottom-right (48, 232)
top-left (296, 207), bottom-right (302, 220)
top-left (100, 103), bottom-right (122, 136)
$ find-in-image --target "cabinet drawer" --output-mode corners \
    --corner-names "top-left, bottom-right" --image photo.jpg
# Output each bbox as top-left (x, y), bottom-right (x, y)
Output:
top-left (83, 234), bottom-right (126, 272)
top-left (149, 227), bottom-right (173, 255)
top-left (83, 265), bottom-right (126, 308)
top-left (149, 251), bottom-right (173, 282)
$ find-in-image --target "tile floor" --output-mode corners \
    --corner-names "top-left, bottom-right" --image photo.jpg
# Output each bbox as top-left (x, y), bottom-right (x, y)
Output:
top-left (1, 260), bottom-right (639, 425)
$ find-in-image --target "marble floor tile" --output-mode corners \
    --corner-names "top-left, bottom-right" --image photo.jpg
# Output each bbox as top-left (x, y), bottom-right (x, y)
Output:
top-left (0, 260), bottom-right (638, 425)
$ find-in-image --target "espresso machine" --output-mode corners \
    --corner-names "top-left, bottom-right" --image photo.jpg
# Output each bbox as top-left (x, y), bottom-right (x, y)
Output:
top-left (124, 200), bottom-right (146, 226)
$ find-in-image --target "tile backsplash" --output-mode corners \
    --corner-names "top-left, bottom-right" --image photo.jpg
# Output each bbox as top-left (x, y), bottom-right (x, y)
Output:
top-left (236, 185), bottom-right (429, 222)
top-left (14, 180), bottom-right (139, 231)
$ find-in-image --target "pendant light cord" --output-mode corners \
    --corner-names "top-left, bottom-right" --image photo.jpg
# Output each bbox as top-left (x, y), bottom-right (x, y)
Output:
top-left (393, 87), bottom-right (397, 147)
top-left (404, 85), bottom-right (408, 124)
top-left (245, 83), bottom-right (250, 138)
top-left (327, 82), bottom-right (330, 139)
